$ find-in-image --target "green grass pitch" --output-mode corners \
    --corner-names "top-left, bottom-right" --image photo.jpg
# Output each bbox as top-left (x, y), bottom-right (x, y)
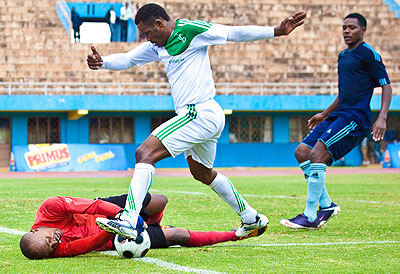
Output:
top-left (0, 173), bottom-right (399, 273)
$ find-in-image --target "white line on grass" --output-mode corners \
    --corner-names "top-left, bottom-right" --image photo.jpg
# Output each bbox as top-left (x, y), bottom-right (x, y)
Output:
top-left (153, 189), bottom-right (400, 206)
top-left (1, 226), bottom-right (227, 274)
top-left (152, 189), bottom-right (205, 195)
top-left (0, 226), bottom-right (26, 236)
top-left (152, 189), bottom-right (303, 200)
top-left (243, 194), bottom-right (400, 206)
top-left (216, 240), bottom-right (400, 248)
top-left (243, 194), bottom-right (304, 200)
top-left (101, 251), bottom-right (227, 274)
top-left (354, 200), bottom-right (400, 206)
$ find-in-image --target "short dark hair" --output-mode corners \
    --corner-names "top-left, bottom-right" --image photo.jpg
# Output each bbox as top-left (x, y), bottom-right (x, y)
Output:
top-left (134, 3), bottom-right (171, 25)
top-left (344, 13), bottom-right (367, 28)
top-left (20, 234), bottom-right (37, 259)
top-left (20, 233), bottom-right (48, 260)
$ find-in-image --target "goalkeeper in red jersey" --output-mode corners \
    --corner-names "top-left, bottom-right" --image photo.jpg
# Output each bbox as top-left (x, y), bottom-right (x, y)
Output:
top-left (20, 193), bottom-right (265, 259)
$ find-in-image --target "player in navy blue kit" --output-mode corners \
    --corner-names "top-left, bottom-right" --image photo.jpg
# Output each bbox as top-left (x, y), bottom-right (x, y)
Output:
top-left (280, 13), bottom-right (393, 230)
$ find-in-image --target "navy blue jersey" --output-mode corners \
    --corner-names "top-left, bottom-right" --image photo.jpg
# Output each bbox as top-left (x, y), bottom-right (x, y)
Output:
top-left (331, 42), bottom-right (390, 134)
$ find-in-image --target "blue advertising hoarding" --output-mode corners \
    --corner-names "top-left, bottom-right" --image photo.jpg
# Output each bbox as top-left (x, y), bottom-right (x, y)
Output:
top-left (11, 144), bottom-right (128, 171)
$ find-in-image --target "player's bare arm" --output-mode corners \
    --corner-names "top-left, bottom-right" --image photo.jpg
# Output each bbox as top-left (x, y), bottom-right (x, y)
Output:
top-left (274, 11), bottom-right (307, 36)
top-left (87, 46), bottom-right (103, 70)
top-left (372, 84), bottom-right (393, 141)
top-left (308, 97), bottom-right (339, 130)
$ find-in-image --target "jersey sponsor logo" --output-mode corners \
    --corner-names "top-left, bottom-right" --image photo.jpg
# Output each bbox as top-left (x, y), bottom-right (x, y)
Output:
top-left (24, 144), bottom-right (70, 170)
top-left (327, 129), bottom-right (332, 134)
top-left (169, 58), bottom-right (185, 64)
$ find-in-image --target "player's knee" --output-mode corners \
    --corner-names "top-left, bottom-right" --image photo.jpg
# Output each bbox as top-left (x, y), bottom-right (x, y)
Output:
top-left (135, 146), bottom-right (151, 163)
top-left (190, 169), bottom-right (214, 185)
top-left (170, 228), bottom-right (190, 246)
top-left (294, 147), bottom-right (303, 160)
top-left (310, 142), bottom-right (331, 163)
top-left (309, 149), bottom-right (326, 163)
top-left (157, 194), bottom-right (168, 210)
top-left (190, 170), bottom-right (202, 182)
top-left (295, 145), bottom-right (309, 162)
top-left (135, 147), bottom-right (143, 162)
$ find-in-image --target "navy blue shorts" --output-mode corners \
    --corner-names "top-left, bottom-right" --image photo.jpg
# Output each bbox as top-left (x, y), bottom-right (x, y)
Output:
top-left (302, 115), bottom-right (365, 165)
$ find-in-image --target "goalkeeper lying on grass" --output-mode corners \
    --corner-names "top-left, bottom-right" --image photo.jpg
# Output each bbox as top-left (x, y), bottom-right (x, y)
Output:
top-left (20, 193), bottom-right (266, 259)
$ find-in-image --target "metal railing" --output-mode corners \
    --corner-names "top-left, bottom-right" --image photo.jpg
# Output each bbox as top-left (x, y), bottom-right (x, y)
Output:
top-left (0, 82), bottom-right (398, 96)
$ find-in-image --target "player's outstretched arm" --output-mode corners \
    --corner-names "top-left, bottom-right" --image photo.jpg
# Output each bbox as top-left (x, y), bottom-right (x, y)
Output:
top-left (274, 11), bottom-right (307, 37)
top-left (372, 84), bottom-right (392, 141)
top-left (226, 11), bottom-right (306, 43)
top-left (87, 46), bottom-right (103, 70)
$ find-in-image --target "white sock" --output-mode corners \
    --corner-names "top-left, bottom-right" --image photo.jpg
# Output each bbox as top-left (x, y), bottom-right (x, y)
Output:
top-left (209, 173), bottom-right (258, 223)
top-left (124, 163), bottom-right (155, 226)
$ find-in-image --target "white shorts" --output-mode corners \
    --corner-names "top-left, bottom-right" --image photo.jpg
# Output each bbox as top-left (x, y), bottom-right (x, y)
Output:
top-left (151, 99), bottom-right (225, 168)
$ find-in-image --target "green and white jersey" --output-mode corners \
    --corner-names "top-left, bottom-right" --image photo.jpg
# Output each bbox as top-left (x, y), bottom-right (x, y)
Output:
top-left (104, 19), bottom-right (230, 112)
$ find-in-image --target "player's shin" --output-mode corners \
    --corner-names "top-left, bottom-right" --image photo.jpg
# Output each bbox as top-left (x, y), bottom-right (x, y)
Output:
top-left (319, 185), bottom-right (332, 208)
top-left (208, 173), bottom-right (257, 223)
top-left (124, 163), bottom-right (155, 226)
top-left (300, 160), bottom-right (332, 209)
top-left (186, 230), bottom-right (237, 247)
top-left (304, 163), bottom-right (326, 221)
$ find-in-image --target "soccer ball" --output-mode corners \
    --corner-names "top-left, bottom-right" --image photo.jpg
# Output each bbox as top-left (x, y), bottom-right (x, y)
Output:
top-left (114, 230), bottom-right (151, 258)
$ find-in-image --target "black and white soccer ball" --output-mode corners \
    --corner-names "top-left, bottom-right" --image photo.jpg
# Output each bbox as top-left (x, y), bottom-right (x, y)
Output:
top-left (114, 230), bottom-right (151, 258)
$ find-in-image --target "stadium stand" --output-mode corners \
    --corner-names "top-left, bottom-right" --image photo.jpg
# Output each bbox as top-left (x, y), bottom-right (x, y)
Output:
top-left (1, 0), bottom-right (399, 169)
top-left (0, 0), bottom-right (399, 93)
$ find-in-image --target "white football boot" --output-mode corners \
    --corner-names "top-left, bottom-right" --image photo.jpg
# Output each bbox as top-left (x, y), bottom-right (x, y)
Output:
top-left (235, 213), bottom-right (269, 238)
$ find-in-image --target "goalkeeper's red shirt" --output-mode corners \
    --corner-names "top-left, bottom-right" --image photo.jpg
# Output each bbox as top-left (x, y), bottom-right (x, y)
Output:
top-left (31, 196), bottom-right (121, 257)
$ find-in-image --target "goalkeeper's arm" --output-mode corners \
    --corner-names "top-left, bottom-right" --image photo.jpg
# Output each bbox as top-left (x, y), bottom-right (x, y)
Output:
top-left (48, 231), bottom-right (114, 257)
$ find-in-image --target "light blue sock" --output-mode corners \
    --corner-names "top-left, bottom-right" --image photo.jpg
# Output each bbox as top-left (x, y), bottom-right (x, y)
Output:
top-left (319, 184), bottom-right (332, 208)
top-left (299, 160), bottom-right (311, 180)
top-left (304, 163), bottom-right (326, 222)
top-left (300, 160), bottom-right (331, 209)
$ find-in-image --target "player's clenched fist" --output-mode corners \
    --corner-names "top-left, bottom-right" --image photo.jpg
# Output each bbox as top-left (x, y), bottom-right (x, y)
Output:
top-left (87, 46), bottom-right (103, 70)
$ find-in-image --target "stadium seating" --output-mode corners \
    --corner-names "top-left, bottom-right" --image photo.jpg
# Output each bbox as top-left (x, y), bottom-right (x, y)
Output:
top-left (1, 0), bottom-right (399, 94)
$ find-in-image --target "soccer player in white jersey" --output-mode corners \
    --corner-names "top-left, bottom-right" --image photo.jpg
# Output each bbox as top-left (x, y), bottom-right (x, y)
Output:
top-left (88, 3), bottom-right (306, 240)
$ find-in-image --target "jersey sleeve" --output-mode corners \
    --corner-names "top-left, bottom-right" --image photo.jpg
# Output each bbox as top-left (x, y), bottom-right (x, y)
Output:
top-left (102, 42), bottom-right (161, 70)
top-left (364, 45), bottom-right (391, 87)
top-left (227, 25), bottom-right (274, 42)
top-left (34, 196), bottom-right (70, 223)
top-left (42, 196), bottom-right (121, 218)
top-left (189, 22), bottom-right (230, 48)
top-left (48, 230), bottom-right (114, 257)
